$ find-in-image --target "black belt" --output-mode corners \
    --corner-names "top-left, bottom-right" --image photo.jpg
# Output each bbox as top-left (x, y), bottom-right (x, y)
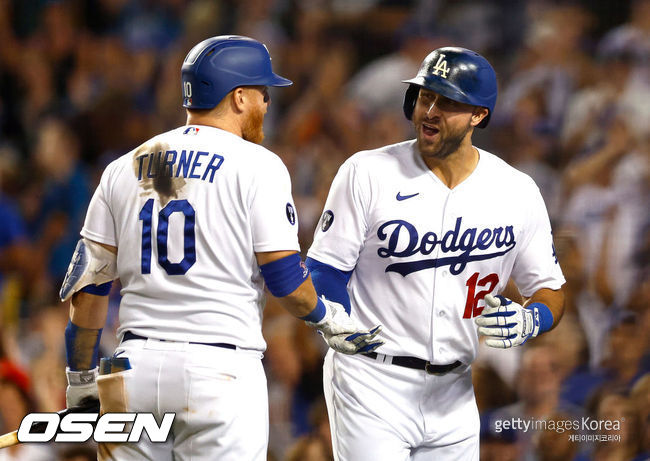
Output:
top-left (122, 331), bottom-right (236, 350)
top-left (363, 352), bottom-right (462, 375)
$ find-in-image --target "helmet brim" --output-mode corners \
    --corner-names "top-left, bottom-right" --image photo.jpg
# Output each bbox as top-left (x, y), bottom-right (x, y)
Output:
top-left (402, 77), bottom-right (471, 106)
top-left (267, 73), bottom-right (293, 87)
top-left (401, 79), bottom-right (491, 128)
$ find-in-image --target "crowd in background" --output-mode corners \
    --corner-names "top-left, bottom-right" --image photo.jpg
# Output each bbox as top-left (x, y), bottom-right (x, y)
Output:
top-left (0, 0), bottom-right (648, 460)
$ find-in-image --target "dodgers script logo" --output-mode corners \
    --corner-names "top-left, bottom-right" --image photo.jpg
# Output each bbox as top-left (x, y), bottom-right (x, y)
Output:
top-left (377, 217), bottom-right (516, 276)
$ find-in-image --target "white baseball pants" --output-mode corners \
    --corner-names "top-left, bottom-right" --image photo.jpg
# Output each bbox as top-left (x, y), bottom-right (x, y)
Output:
top-left (97, 337), bottom-right (268, 461)
top-left (323, 349), bottom-right (479, 461)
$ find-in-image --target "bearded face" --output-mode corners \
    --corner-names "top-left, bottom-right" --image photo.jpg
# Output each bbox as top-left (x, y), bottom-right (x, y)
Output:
top-left (240, 86), bottom-right (270, 145)
top-left (241, 104), bottom-right (265, 144)
top-left (412, 89), bottom-right (478, 159)
top-left (416, 116), bottom-right (473, 160)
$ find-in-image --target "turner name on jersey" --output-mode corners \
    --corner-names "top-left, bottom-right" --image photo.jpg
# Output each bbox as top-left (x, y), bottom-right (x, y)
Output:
top-left (136, 149), bottom-right (224, 183)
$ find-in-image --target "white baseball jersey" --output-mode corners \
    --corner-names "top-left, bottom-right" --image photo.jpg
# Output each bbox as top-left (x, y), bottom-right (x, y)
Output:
top-left (308, 140), bottom-right (565, 365)
top-left (82, 125), bottom-right (300, 351)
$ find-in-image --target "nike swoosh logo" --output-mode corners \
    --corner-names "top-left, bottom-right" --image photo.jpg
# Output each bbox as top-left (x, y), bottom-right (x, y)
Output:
top-left (396, 192), bottom-right (420, 201)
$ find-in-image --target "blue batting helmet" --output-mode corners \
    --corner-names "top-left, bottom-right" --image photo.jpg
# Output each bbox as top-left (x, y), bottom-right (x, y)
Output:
top-left (402, 47), bottom-right (497, 128)
top-left (181, 35), bottom-right (292, 109)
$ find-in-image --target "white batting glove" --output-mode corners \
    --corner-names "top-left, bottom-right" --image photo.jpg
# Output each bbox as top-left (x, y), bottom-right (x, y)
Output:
top-left (475, 295), bottom-right (541, 348)
top-left (65, 367), bottom-right (99, 408)
top-left (306, 296), bottom-right (384, 355)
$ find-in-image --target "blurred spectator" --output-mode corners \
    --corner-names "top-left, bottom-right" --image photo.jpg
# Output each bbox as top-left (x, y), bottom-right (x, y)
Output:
top-left (0, 359), bottom-right (53, 460)
top-left (539, 314), bottom-right (591, 407)
top-left (598, 0), bottom-right (650, 69)
top-left (23, 118), bottom-right (89, 286)
top-left (265, 315), bottom-right (302, 460)
top-left (491, 343), bottom-right (583, 459)
top-left (0, 184), bottom-right (33, 291)
top-left (498, 4), bottom-right (595, 138)
top-left (629, 374), bottom-right (650, 460)
top-left (284, 398), bottom-right (333, 461)
top-left (25, 304), bottom-right (68, 413)
top-left (264, 311), bottom-right (330, 460)
top-left (597, 312), bottom-right (650, 390)
top-left (472, 359), bottom-right (517, 413)
top-left (561, 140), bottom-right (648, 348)
top-left (345, 32), bottom-right (446, 115)
top-left (560, 47), bottom-right (640, 161)
top-left (284, 435), bottom-right (330, 461)
top-left (480, 412), bottom-right (520, 461)
top-left (535, 412), bottom-right (580, 461)
top-left (590, 391), bottom-right (644, 461)
top-left (562, 310), bottom-right (649, 415)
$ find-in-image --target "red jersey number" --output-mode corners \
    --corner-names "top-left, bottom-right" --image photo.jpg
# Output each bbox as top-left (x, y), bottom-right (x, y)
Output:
top-left (463, 272), bottom-right (499, 318)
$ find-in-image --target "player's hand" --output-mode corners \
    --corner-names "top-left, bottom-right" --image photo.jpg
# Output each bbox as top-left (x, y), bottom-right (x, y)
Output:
top-left (475, 295), bottom-right (541, 348)
top-left (65, 367), bottom-right (99, 408)
top-left (306, 296), bottom-right (384, 355)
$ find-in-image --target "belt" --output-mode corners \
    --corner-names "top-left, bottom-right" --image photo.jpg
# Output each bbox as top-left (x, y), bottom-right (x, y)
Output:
top-left (363, 352), bottom-right (462, 375)
top-left (122, 331), bottom-right (236, 350)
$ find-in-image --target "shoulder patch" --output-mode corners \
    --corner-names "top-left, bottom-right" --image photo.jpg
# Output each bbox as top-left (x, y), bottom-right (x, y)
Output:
top-left (321, 210), bottom-right (334, 232)
top-left (286, 203), bottom-right (296, 225)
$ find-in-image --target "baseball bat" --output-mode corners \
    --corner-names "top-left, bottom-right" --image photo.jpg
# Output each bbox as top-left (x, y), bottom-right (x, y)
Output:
top-left (0, 398), bottom-right (100, 449)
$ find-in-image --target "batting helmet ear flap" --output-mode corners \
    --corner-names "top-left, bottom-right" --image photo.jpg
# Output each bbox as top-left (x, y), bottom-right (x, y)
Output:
top-left (403, 84), bottom-right (420, 120)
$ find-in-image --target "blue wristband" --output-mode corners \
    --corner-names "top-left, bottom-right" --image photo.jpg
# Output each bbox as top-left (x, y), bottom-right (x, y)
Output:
top-left (306, 257), bottom-right (352, 315)
top-left (527, 302), bottom-right (554, 334)
top-left (65, 320), bottom-right (103, 371)
top-left (259, 253), bottom-right (309, 297)
top-left (80, 281), bottom-right (113, 296)
top-left (300, 297), bottom-right (327, 323)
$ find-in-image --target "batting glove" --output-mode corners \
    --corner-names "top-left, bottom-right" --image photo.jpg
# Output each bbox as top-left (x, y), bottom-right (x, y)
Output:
top-left (307, 296), bottom-right (384, 355)
top-left (65, 367), bottom-right (99, 408)
top-left (475, 295), bottom-right (541, 348)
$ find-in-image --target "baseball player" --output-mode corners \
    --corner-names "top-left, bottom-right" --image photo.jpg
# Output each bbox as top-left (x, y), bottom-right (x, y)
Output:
top-left (59, 35), bottom-right (381, 461)
top-left (306, 47), bottom-right (566, 460)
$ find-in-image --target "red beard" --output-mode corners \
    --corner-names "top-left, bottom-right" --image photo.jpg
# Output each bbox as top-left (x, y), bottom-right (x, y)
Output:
top-left (242, 106), bottom-right (265, 144)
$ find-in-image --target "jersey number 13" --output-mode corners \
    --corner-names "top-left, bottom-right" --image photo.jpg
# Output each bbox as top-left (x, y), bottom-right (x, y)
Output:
top-left (139, 199), bottom-right (196, 275)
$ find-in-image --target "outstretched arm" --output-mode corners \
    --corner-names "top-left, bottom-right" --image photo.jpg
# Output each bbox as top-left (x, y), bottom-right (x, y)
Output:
top-left (256, 250), bottom-right (382, 354)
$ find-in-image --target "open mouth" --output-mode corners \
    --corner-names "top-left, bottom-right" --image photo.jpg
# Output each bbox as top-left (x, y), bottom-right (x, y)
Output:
top-left (421, 123), bottom-right (439, 137)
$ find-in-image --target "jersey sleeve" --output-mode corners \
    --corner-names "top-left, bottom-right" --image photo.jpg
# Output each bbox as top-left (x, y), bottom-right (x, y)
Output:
top-left (249, 155), bottom-right (300, 253)
top-left (80, 167), bottom-right (117, 246)
top-left (511, 183), bottom-right (566, 297)
top-left (307, 160), bottom-right (369, 271)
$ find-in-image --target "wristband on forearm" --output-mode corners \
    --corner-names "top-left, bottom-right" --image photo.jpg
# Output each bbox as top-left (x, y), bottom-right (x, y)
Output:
top-left (300, 297), bottom-right (327, 323)
top-left (65, 320), bottom-right (102, 371)
top-left (527, 302), bottom-right (554, 334)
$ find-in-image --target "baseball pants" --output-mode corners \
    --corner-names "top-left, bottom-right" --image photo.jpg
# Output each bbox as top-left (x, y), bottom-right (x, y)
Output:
top-left (323, 349), bottom-right (480, 461)
top-left (96, 336), bottom-right (268, 461)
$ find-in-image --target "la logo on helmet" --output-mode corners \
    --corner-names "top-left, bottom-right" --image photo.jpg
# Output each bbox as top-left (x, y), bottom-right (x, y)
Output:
top-left (432, 54), bottom-right (450, 79)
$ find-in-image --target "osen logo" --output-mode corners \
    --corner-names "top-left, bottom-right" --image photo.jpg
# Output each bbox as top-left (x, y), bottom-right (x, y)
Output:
top-left (17, 412), bottom-right (175, 443)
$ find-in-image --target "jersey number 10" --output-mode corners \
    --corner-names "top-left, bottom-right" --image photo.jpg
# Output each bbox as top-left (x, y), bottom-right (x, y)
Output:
top-left (139, 199), bottom-right (196, 275)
